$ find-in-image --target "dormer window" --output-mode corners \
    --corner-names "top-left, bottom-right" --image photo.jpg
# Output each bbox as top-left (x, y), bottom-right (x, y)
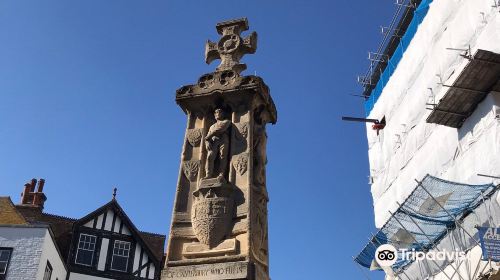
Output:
top-left (110, 240), bottom-right (131, 272)
top-left (75, 234), bottom-right (97, 266)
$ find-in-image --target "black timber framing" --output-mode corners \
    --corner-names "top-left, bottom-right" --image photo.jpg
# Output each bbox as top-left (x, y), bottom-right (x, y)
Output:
top-left (66, 200), bottom-right (163, 280)
top-left (426, 49), bottom-right (500, 128)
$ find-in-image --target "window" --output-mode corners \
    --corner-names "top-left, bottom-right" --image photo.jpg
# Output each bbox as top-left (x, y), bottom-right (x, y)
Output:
top-left (110, 240), bottom-right (130, 272)
top-left (0, 248), bottom-right (12, 277)
top-left (75, 233), bottom-right (97, 266)
top-left (43, 261), bottom-right (52, 280)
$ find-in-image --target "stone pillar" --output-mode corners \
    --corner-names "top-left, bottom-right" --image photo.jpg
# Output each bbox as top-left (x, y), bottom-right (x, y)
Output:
top-left (162, 18), bottom-right (277, 280)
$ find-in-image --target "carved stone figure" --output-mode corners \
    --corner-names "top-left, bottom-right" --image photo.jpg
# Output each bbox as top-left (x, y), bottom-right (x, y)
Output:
top-left (204, 108), bottom-right (231, 179)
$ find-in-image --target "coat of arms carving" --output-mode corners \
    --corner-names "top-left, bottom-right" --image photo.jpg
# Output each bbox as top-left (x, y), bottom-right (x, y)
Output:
top-left (235, 122), bottom-right (249, 139)
top-left (186, 129), bottom-right (202, 147)
top-left (191, 178), bottom-right (234, 247)
top-left (232, 153), bottom-right (248, 175)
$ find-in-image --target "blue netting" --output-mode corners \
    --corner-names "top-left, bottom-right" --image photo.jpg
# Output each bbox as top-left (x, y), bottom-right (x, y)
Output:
top-left (354, 175), bottom-right (497, 271)
top-left (364, 0), bottom-right (433, 116)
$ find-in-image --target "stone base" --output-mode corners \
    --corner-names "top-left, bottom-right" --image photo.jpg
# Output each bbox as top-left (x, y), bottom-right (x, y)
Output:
top-left (162, 261), bottom-right (250, 280)
top-left (183, 238), bottom-right (238, 257)
top-left (198, 177), bottom-right (230, 189)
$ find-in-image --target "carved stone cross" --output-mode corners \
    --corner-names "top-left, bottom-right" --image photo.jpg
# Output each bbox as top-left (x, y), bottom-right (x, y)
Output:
top-left (205, 18), bottom-right (257, 74)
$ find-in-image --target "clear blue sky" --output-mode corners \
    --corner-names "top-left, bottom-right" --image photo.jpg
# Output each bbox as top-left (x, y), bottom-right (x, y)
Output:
top-left (0, 1), bottom-right (395, 279)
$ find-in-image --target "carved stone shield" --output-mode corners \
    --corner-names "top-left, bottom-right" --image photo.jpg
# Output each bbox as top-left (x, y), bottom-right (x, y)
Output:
top-left (191, 179), bottom-right (233, 247)
top-left (235, 122), bottom-right (249, 139)
top-left (192, 196), bottom-right (233, 247)
top-left (186, 129), bottom-right (202, 147)
top-left (232, 153), bottom-right (248, 175)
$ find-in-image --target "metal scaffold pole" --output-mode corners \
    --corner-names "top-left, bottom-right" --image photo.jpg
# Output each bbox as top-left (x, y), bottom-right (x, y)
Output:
top-left (352, 256), bottom-right (373, 280)
top-left (416, 180), bottom-right (482, 248)
top-left (389, 210), bottom-right (455, 280)
top-left (394, 202), bottom-right (468, 280)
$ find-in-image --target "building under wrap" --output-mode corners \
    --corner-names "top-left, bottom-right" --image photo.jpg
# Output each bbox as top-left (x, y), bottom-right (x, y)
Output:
top-left (354, 0), bottom-right (500, 279)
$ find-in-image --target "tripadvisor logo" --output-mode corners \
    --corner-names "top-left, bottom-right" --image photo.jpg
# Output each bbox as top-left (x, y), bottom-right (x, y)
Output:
top-left (375, 244), bottom-right (398, 267)
top-left (375, 244), bottom-right (467, 267)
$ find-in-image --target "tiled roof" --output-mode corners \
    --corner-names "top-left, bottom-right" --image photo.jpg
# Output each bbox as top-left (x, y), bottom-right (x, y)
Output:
top-left (140, 231), bottom-right (166, 263)
top-left (14, 200), bottom-right (165, 264)
top-left (16, 205), bottom-right (75, 261)
top-left (0, 197), bottom-right (27, 225)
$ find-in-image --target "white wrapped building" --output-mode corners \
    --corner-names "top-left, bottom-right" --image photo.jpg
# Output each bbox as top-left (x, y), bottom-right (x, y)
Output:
top-left (355, 0), bottom-right (500, 279)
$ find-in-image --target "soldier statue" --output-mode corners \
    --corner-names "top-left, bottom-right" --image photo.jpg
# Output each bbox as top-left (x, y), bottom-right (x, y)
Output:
top-left (204, 108), bottom-right (231, 179)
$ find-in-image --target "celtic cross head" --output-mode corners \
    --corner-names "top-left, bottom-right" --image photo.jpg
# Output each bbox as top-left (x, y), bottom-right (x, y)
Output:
top-left (205, 18), bottom-right (257, 74)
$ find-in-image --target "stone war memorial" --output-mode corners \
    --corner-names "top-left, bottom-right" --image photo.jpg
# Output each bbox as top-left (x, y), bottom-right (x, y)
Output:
top-left (161, 18), bottom-right (277, 280)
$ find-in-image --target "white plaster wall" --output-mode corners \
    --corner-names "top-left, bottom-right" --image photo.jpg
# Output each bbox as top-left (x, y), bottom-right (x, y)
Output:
top-left (35, 230), bottom-right (67, 280)
top-left (104, 210), bottom-right (113, 231)
top-left (366, 0), bottom-right (500, 227)
top-left (0, 226), bottom-right (67, 280)
top-left (97, 238), bottom-right (109, 271)
top-left (0, 226), bottom-right (45, 280)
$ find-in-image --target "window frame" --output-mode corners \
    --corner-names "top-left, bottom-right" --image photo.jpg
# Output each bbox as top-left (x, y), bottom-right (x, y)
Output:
top-left (43, 261), bottom-right (52, 280)
top-left (109, 240), bottom-right (131, 273)
top-left (74, 233), bottom-right (97, 267)
top-left (0, 248), bottom-right (13, 279)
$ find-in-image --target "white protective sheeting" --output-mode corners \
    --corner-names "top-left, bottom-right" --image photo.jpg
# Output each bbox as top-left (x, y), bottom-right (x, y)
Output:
top-left (366, 0), bottom-right (500, 227)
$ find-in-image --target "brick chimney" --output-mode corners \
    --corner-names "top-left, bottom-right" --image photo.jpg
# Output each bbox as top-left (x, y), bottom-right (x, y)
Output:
top-left (20, 178), bottom-right (47, 209)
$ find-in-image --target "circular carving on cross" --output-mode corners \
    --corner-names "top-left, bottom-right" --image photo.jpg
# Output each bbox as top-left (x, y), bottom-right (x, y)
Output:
top-left (218, 35), bottom-right (240, 54)
top-left (204, 18), bottom-right (257, 74)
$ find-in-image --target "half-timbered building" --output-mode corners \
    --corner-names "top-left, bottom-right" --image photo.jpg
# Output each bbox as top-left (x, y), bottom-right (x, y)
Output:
top-left (1, 178), bottom-right (165, 280)
top-left (67, 197), bottom-right (162, 280)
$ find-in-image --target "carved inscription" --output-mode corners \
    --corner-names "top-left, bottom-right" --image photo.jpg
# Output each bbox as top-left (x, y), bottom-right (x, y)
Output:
top-left (163, 261), bottom-right (248, 280)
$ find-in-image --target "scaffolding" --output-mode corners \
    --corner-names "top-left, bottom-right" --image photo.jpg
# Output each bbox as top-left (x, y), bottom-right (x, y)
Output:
top-left (359, 0), bottom-right (434, 116)
top-left (354, 175), bottom-right (499, 279)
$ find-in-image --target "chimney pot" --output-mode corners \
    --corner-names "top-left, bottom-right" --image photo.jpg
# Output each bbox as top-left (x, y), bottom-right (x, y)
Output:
top-left (37, 179), bottom-right (45, 192)
top-left (32, 193), bottom-right (46, 209)
top-left (20, 178), bottom-right (46, 208)
top-left (22, 184), bottom-right (32, 204)
top-left (29, 178), bottom-right (37, 192)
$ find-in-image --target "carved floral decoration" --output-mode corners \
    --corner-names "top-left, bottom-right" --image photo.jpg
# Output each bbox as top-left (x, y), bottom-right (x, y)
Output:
top-left (182, 161), bottom-right (200, 182)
